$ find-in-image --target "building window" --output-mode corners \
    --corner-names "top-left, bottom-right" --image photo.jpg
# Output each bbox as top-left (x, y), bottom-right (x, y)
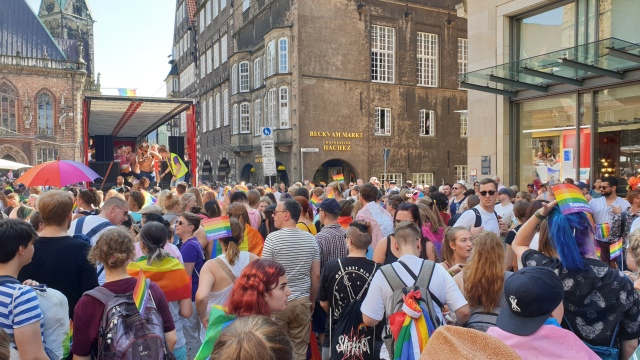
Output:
top-left (223, 90), bottom-right (229, 126)
top-left (205, 0), bottom-right (211, 25)
top-left (279, 38), bottom-right (288, 73)
top-left (37, 147), bottom-right (58, 164)
top-left (221, 35), bottom-right (227, 63)
top-left (371, 25), bottom-right (395, 83)
top-left (254, 100), bottom-right (261, 135)
top-left (239, 61), bottom-right (250, 92)
top-left (37, 93), bottom-right (54, 136)
top-left (206, 49), bottom-right (212, 74)
top-left (212, 0), bottom-right (218, 19)
top-left (254, 58), bottom-right (261, 89)
top-left (213, 42), bottom-right (220, 69)
top-left (419, 110), bottom-right (435, 136)
top-left (380, 173), bottom-right (402, 184)
top-left (263, 95), bottom-right (267, 127)
top-left (279, 87), bottom-right (289, 129)
top-left (243, 0), bottom-right (249, 12)
top-left (231, 64), bottom-right (238, 94)
top-left (412, 173), bottom-right (434, 187)
top-left (215, 93), bottom-right (221, 128)
top-left (0, 83), bottom-right (17, 134)
top-left (374, 107), bottom-right (391, 136)
top-left (267, 41), bottom-right (276, 77)
top-left (267, 89), bottom-right (277, 128)
top-left (417, 32), bottom-right (438, 87)
top-left (199, 9), bottom-right (204, 33)
top-left (202, 99), bottom-right (207, 132)
top-left (239, 102), bottom-right (250, 133)
top-left (208, 96), bottom-right (214, 130)
top-left (460, 111), bottom-right (468, 138)
top-left (263, 54), bottom-right (266, 83)
top-left (232, 104), bottom-right (238, 134)
top-left (458, 38), bottom-right (468, 79)
top-left (200, 54), bottom-right (206, 78)
top-left (173, 78), bottom-right (179, 92)
top-left (180, 112), bottom-right (186, 133)
top-left (221, 0), bottom-right (226, 10)
top-left (454, 165), bottom-right (468, 183)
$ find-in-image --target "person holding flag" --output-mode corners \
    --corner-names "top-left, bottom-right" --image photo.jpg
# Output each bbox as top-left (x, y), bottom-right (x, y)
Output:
top-left (158, 146), bottom-right (188, 187)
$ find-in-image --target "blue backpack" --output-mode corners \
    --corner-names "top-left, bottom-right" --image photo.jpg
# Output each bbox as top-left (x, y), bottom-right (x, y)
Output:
top-left (72, 216), bottom-right (113, 245)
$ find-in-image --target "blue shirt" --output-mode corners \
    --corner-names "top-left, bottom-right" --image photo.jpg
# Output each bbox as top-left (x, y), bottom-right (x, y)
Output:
top-left (180, 237), bottom-right (205, 301)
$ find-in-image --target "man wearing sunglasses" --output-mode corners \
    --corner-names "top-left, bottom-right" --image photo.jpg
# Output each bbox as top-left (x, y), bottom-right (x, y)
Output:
top-left (589, 177), bottom-right (629, 268)
top-left (453, 178), bottom-right (508, 236)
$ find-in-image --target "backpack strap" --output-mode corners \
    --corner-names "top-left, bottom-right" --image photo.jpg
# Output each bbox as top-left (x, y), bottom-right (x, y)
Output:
top-left (84, 221), bottom-right (113, 242)
top-left (356, 263), bottom-right (377, 300)
top-left (213, 257), bottom-right (237, 283)
top-left (397, 260), bottom-right (444, 309)
top-left (338, 259), bottom-right (355, 301)
top-left (471, 208), bottom-right (481, 228)
top-left (380, 263), bottom-right (408, 293)
top-left (84, 286), bottom-right (116, 305)
top-left (74, 216), bottom-right (87, 236)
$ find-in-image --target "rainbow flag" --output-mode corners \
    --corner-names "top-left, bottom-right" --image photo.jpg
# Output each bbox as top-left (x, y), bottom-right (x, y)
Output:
top-left (223, 186), bottom-right (232, 197)
top-left (596, 246), bottom-right (601, 259)
top-left (552, 184), bottom-right (593, 215)
top-left (202, 216), bottom-right (232, 241)
top-left (320, 182), bottom-right (326, 186)
top-left (310, 182), bottom-right (316, 188)
top-left (597, 223), bottom-right (611, 239)
top-left (142, 190), bottom-right (156, 207)
top-left (213, 224), bottom-right (263, 258)
top-left (310, 194), bottom-right (322, 207)
top-left (132, 269), bottom-right (150, 315)
top-left (235, 184), bottom-right (249, 193)
top-left (118, 88), bottom-right (137, 96)
top-left (610, 238), bottom-right (624, 259)
top-left (388, 290), bottom-right (436, 359)
top-left (195, 305), bottom-right (236, 360)
top-left (333, 174), bottom-right (345, 182)
top-left (127, 257), bottom-right (191, 302)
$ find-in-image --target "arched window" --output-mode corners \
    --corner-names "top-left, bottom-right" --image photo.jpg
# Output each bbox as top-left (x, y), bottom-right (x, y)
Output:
top-left (37, 93), bottom-right (54, 136)
top-left (0, 82), bottom-right (17, 134)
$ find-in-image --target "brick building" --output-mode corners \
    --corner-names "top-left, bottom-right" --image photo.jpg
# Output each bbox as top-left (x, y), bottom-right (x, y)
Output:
top-left (0, 0), bottom-right (98, 167)
top-left (171, 0), bottom-right (468, 186)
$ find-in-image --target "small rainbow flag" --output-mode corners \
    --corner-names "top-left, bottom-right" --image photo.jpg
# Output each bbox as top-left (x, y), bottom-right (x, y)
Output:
top-left (610, 238), bottom-right (624, 259)
top-left (597, 223), bottom-right (611, 239)
top-left (118, 88), bottom-right (137, 96)
top-left (143, 190), bottom-right (156, 207)
top-left (310, 194), bottom-right (322, 207)
top-left (596, 246), bottom-right (601, 260)
top-left (388, 290), bottom-right (436, 359)
top-left (310, 182), bottom-right (316, 188)
top-left (333, 174), bottom-right (345, 182)
top-left (223, 186), bottom-right (232, 197)
top-left (235, 184), bottom-right (249, 193)
top-left (320, 182), bottom-right (326, 186)
top-left (202, 216), bottom-right (232, 241)
top-left (195, 305), bottom-right (236, 360)
top-left (132, 269), bottom-right (150, 315)
top-left (552, 184), bottom-right (593, 215)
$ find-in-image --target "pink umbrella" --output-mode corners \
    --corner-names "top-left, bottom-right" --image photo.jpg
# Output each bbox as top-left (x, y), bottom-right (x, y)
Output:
top-left (15, 160), bottom-right (101, 187)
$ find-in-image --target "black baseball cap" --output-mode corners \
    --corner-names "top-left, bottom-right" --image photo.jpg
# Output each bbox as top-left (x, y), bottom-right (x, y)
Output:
top-left (496, 266), bottom-right (564, 336)
top-left (318, 198), bottom-right (340, 216)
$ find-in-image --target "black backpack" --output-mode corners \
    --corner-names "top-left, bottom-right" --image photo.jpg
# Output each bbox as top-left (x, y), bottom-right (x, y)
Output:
top-left (72, 216), bottom-right (113, 245)
top-left (450, 207), bottom-right (499, 227)
top-left (328, 260), bottom-right (378, 360)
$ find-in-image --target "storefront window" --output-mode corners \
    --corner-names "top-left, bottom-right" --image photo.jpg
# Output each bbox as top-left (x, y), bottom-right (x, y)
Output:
top-left (594, 84), bottom-right (640, 192)
top-left (516, 3), bottom-right (575, 60)
top-left (518, 94), bottom-right (577, 190)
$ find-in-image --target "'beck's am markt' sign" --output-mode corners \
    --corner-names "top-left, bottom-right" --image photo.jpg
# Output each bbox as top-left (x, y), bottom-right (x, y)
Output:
top-left (309, 131), bottom-right (363, 151)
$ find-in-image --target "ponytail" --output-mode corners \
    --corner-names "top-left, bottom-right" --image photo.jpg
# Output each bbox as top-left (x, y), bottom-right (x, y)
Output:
top-left (221, 218), bottom-right (244, 265)
top-left (139, 222), bottom-right (170, 265)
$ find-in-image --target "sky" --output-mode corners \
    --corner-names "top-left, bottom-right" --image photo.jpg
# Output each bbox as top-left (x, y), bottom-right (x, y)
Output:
top-left (26, 0), bottom-right (176, 97)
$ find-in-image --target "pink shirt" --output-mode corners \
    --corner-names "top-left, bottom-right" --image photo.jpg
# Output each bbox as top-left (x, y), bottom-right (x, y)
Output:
top-left (247, 208), bottom-right (262, 230)
top-left (487, 325), bottom-right (600, 360)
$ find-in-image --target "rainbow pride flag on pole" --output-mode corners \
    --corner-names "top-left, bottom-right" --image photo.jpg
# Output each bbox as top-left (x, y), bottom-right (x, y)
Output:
top-left (610, 238), bottom-right (624, 259)
top-left (597, 223), bottom-right (611, 239)
top-left (127, 257), bottom-right (191, 302)
top-left (310, 194), bottom-right (322, 207)
top-left (552, 184), bottom-right (593, 215)
top-left (388, 290), bottom-right (436, 360)
top-left (195, 305), bottom-right (236, 360)
top-left (132, 270), bottom-right (150, 315)
top-left (118, 88), bottom-right (137, 96)
top-left (333, 173), bottom-right (345, 182)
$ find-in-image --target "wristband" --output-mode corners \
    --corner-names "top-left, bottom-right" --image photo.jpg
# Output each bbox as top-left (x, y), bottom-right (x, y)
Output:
top-left (534, 210), bottom-right (547, 221)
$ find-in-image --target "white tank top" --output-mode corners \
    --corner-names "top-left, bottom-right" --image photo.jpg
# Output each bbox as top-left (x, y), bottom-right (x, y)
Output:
top-left (206, 252), bottom-right (251, 315)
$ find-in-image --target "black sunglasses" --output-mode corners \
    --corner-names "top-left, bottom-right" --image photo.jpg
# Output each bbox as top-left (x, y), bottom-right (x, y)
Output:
top-left (479, 190), bottom-right (496, 196)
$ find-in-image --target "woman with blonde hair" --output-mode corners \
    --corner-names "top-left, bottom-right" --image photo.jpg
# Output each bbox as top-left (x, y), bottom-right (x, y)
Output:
top-left (326, 181), bottom-right (344, 202)
top-left (211, 315), bottom-right (293, 360)
top-left (187, 187), bottom-right (204, 209)
top-left (180, 193), bottom-right (198, 213)
top-left (440, 226), bottom-right (473, 275)
top-left (196, 218), bottom-right (259, 326)
top-left (453, 231), bottom-right (511, 332)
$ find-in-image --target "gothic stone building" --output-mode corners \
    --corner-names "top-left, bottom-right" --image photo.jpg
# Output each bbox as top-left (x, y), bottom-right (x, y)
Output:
top-left (172, 0), bottom-right (468, 186)
top-left (0, 0), bottom-right (97, 167)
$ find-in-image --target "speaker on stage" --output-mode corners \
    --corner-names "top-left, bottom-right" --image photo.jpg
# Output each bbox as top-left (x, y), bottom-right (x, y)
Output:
top-left (93, 135), bottom-right (114, 162)
top-left (168, 136), bottom-right (185, 159)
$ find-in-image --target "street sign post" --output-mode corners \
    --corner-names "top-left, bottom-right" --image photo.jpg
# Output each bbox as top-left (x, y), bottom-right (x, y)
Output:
top-left (261, 128), bottom-right (277, 185)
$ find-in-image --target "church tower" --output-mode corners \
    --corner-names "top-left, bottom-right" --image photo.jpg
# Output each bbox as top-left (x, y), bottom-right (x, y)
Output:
top-left (38, 0), bottom-right (95, 81)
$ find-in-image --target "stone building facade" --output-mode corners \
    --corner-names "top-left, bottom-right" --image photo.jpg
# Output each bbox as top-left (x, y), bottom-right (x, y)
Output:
top-left (0, 0), bottom-right (95, 167)
top-left (172, 0), bottom-right (468, 186)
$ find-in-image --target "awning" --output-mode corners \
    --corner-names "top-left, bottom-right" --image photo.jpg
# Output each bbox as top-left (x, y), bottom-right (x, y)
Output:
top-left (460, 38), bottom-right (640, 99)
top-left (84, 95), bottom-right (193, 140)
top-left (0, 158), bottom-right (31, 170)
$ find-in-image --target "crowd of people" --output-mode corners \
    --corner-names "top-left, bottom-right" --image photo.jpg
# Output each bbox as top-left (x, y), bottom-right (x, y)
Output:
top-left (0, 172), bottom-right (640, 359)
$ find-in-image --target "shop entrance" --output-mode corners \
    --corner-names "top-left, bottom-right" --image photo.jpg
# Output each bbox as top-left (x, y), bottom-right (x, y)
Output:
top-left (313, 159), bottom-right (357, 184)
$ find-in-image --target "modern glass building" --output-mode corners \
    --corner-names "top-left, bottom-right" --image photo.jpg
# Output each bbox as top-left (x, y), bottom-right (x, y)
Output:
top-left (461, 0), bottom-right (640, 191)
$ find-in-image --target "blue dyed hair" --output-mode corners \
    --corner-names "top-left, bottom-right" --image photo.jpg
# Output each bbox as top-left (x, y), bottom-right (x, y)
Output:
top-left (547, 208), bottom-right (595, 271)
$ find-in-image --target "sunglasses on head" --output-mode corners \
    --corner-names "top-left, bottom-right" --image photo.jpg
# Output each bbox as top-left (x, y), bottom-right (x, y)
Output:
top-left (479, 190), bottom-right (496, 196)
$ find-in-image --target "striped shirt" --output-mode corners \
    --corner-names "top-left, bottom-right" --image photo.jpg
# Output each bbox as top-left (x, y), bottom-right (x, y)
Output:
top-left (315, 224), bottom-right (348, 271)
top-left (589, 196), bottom-right (630, 241)
top-left (0, 283), bottom-right (44, 346)
top-left (262, 228), bottom-right (320, 301)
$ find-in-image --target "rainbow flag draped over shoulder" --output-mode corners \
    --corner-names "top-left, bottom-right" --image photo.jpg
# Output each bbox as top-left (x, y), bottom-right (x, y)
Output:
top-left (552, 184), bottom-right (593, 215)
top-left (127, 256), bottom-right (191, 302)
top-left (142, 190), bottom-right (156, 208)
top-left (610, 238), bottom-right (624, 259)
top-left (132, 270), bottom-right (150, 315)
top-left (195, 305), bottom-right (236, 360)
top-left (118, 88), bottom-right (137, 96)
top-left (388, 290), bottom-right (436, 360)
top-left (333, 174), bottom-right (345, 182)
